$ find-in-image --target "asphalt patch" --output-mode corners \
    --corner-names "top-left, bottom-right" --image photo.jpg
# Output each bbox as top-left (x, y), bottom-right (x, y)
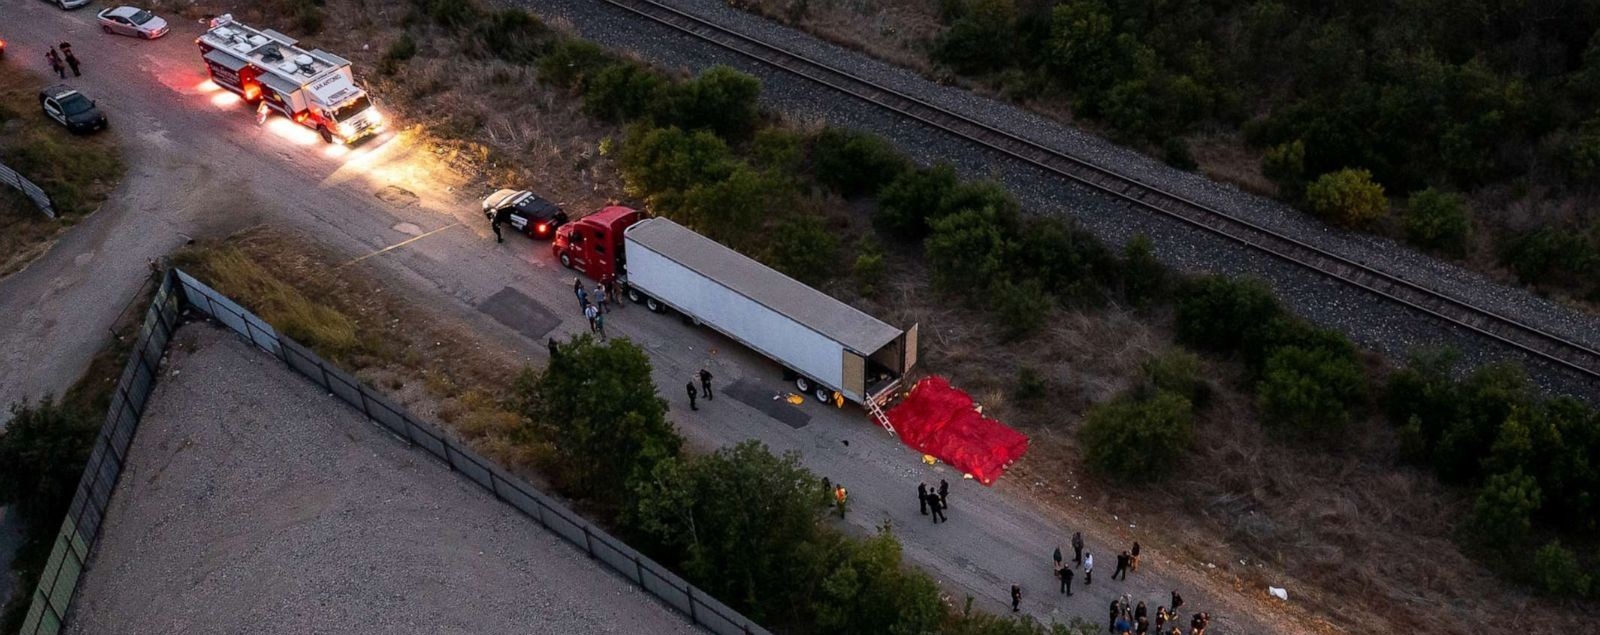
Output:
top-left (725, 378), bottom-right (811, 429)
top-left (478, 287), bottom-right (561, 341)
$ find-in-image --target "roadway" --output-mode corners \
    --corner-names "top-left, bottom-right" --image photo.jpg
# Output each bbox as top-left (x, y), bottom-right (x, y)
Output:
top-left (0, 4), bottom-right (1289, 633)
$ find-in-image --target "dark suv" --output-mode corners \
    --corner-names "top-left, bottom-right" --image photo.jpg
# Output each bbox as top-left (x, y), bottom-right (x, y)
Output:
top-left (39, 85), bottom-right (107, 133)
top-left (481, 189), bottom-right (567, 239)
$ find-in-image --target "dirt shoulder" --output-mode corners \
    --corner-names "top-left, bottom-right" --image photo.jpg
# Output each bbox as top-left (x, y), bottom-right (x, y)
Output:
top-left (0, 61), bottom-right (123, 279)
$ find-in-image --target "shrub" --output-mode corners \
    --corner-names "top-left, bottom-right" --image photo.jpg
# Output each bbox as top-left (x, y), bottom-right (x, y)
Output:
top-left (932, 0), bottom-right (1017, 74)
top-left (1532, 540), bottom-right (1592, 598)
top-left (523, 336), bottom-right (682, 504)
top-left (924, 206), bottom-right (1015, 293)
top-left (765, 215), bottom-right (839, 285)
top-left (413, 0), bottom-right (483, 29)
top-left (1013, 218), bottom-right (1118, 303)
top-left (814, 529), bottom-right (945, 634)
top-left (1173, 275), bottom-right (1283, 354)
top-left (852, 242), bottom-right (887, 296)
top-left (1383, 348), bottom-right (1462, 454)
top-left (583, 62), bottom-right (670, 123)
top-left (628, 441), bottom-right (826, 621)
top-left (1432, 362), bottom-right (1533, 483)
top-left (379, 33), bottom-right (418, 75)
top-left (1162, 137), bottom-right (1198, 170)
top-left (1498, 227), bottom-right (1598, 287)
top-left (750, 128), bottom-right (809, 175)
top-left (1139, 349), bottom-right (1208, 405)
top-left (1305, 167), bottom-right (1388, 228)
top-left (287, 0), bottom-right (324, 34)
top-left (1262, 139), bottom-right (1306, 197)
top-left (618, 125), bottom-right (735, 200)
top-left (812, 129), bottom-right (909, 197)
top-left (469, 9), bottom-right (551, 63)
top-left (538, 39), bottom-right (612, 90)
top-left (1078, 391), bottom-right (1194, 482)
top-left (674, 165), bottom-right (782, 243)
top-left (1403, 188), bottom-right (1472, 255)
top-left (941, 180), bottom-right (1021, 222)
top-left (1254, 345), bottom-right (1366, 437)
top-left (1562, 118), bottom-right (1600, 181)
top-left (1014, 367), bottom-right (1048, 403)
top-left (667, 66), bottom-right (763, 140)
top-left (874, 164), bottom-right (960, 241)
top-left (1468, 468), bottom-right (1541, 548)
top-left (993, 278), bottom-right (1053, 341)
top-left (0, 398), bottom-right (97, 524)
top-left (1119, 234), bottom-right (1166, 307)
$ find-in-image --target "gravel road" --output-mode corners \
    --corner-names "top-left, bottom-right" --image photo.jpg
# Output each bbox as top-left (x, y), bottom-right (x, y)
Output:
top-left (510, 0), bottom-right (1600, 399)
top-left (65, 326), bottom-right (699, 634)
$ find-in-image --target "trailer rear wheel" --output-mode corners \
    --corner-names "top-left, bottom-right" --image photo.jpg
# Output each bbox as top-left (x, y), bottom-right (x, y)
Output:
top-left (645, 297), bottom-right (665, 313)
top-left (795, 376), bottom-right (812, 393)
top-left (626, 287), bottom-right (643, 303)
top-left (814, 387), bottom-right (834, 403)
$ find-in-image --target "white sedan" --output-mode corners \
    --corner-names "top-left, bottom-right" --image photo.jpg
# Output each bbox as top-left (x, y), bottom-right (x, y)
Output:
top-left (96, 6), bottom-right (169, 39)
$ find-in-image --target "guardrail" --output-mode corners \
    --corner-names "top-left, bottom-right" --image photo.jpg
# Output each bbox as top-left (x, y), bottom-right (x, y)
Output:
top-left (0, 161), bottom-right (56, 219)
top-left (20, 268), bottom-right (768, 635)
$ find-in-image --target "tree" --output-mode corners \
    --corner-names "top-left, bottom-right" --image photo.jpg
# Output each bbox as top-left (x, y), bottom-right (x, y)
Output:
top-left (618, 125), bottom-right (734, 201)
top-left (764, 215), bottom-right (839, 286)
top-left (1262, 140), bottom-right (1307, 198)
top-left (1078, 391), bottom-right (1194, 482)
top-left (1532, 540), bottom-right (1592, 598)
top-left (1403, 188), bottom-right (1471, 255)
top-left (1305, 168), bottom-right (1387, 228)
top-left (674, 165), bottom-right (781, 243)
top-left (628, 441), bottom-right (826, 620)
top-left (811, 129), bottom-right (909, 197)
top-left (1118, 234), bottom-right (1166, 308)
top-left (1012, 218), bottom-right (1118, 303)
top-left (1173, 275), bottom-right (1283, 354)
top-left (853, 240), bottom-right (887, 296)
top-left (667, 65), bottom-right (763, 140)
top-left (1255, 345), bottom-right (1366, 438)
top-left (0, 398), bottom-right (97, 524)
top-left (1468, 468), bottom-right (1541, 548)
top-left (874, 164), bottom-right (960, 241)
top-left (933, 0), bottom-right (1017, 74)
top-left (523, 336), bottom-right (682, 504)
top-left (1047, 0), bottom-right (1115, 90)
top-left (813, 528), bottom-right (944, 634)
top-left (583, 62), bottom-right (670, 123)
top-left (924, 206), bottom-right (1015, 293)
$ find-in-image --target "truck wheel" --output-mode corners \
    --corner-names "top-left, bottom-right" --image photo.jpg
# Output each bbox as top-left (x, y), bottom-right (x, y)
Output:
top-left (626, 287), bottom-right (643, 303)
top-left (645, 297), bottom-right (665, 313)
top-left (319, 127), bottom-right (334, 144)
top-left (815, 387), bottom-right (834, 403)
top-left (558, 252), bottom-right (572, 269)
top-left (795, 376), bottom-right (812, 393)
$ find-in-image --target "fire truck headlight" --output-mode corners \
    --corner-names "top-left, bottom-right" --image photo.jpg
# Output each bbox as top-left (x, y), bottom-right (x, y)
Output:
top-left (368, 109), bottom-right (383, 124)
top-left (337, 121), bottom-right (355, 137)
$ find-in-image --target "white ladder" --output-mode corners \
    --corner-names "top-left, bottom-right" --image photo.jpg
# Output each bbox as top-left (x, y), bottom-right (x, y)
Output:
top-left (867, 398), bottom-right (895, 435)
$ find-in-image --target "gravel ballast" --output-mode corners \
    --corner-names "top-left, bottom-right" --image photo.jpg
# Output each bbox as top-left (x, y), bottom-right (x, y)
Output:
top-left (64, 326), bottom-right (699, 635)
top-left (510, 0), bottom-right (1600, 397)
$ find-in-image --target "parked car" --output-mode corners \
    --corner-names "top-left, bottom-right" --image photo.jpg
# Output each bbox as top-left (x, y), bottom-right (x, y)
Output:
top-left (39, 85), bottom-right (107, 133)
top-left (97, 6), bottom-right (170, 39)
top-left (481, 189), bottom-right (568, 239)
top-left (47, 0), bottom-right (93, 10)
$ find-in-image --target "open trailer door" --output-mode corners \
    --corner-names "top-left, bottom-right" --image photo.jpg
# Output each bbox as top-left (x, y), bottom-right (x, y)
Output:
top-left (903, 323), bottom-right (919, 373)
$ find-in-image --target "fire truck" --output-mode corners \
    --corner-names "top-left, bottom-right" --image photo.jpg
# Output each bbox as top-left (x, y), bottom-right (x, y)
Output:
top-left (197, 14), bottom-right (383, 144)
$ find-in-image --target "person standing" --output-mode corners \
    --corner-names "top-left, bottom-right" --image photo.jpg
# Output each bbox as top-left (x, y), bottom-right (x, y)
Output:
top-left (603, 275), bottom-right (623, 310)
top-left (1113, 550), bottom-right (1130, 580)
top-left (574, 279), bottom-right (588, 312)
top-left (1131, 541), bottom-right (1142, 572)
top-left (1134, 601), bottom-right (1147, 624)
top-left (59, 42), bottom-right (79, 77)
top-left (1058, 565), bottom-right (1073, 596)
top-left (686, 380), bottom-right (698, 411)
top-left (584, 303), bottom-right (599, 333)
top-left (1053, 545), bottom-right (1064, 572)
top-left (918, 482), bottom-right (929, 515)
top-left (1072, 531), bottom-right (1084, 565)
top-left (594, 311), bottom-right (607, 340)
top-left (547, 337), bottom-right (559, 359)
top-left (1108, 598), bottom-right (1120, 632)
top-left (594, 283), bottom-right (608, 313)
top-left (1010, 584), bottom-right (1021, 612)
top-left (1134, 615), bottom-right (1148, 635)
top-left (1154, 607), bottom-right (1167, 634)
top-left (833, 484), bottom-right (848, 518)
top-left (47, 49), bottom-right (65, 79)
top-left (1083, 552), bottom-right (1094, 585)
top-left (698, 368), bottom-right (713, 400)
top-left (491, 209), bottom-right (506, 243)
top-left (938, 478), bottom-right (950, 508)
top-left (929, 492), bottom-right (947, 523)
top-left (1170, 590), bottom-right (1183, 614)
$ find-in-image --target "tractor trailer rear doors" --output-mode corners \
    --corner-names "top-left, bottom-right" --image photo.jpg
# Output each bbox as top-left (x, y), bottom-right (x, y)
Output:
top-left (623, 218), bottom-right (917, 406)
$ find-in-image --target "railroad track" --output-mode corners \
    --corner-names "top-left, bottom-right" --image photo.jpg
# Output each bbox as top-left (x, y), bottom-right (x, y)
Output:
top-left (598, 0), bottom-right (1600, 382)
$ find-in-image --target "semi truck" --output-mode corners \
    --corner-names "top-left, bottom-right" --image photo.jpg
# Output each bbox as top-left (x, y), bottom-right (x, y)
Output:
top-left (197, 14), bottom-right (384, 144)
top-left (555, 214), bottom-right (917, 410)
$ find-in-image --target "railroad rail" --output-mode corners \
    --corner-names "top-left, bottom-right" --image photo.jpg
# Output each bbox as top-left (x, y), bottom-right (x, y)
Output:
top-left (597, 0), bottom-right (1600, 382)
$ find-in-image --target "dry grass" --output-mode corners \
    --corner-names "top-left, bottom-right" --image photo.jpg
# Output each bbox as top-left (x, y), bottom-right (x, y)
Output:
top-left (0, 62), bottom-right (123, 277)
top-left (736, 0), bottom-right (942, 73)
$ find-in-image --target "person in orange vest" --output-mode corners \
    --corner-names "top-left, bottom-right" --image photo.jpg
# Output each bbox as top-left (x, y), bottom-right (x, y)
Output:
top-left (833, 484), bottom-right (848, 518)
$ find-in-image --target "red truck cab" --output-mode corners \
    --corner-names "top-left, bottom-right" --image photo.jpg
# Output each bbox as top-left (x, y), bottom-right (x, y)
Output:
top-left (551, 206), bottom-right (645, 281)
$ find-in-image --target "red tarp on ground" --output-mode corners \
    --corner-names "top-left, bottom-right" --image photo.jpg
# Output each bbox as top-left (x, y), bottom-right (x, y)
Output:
top-left (886, 376), bottom-right (1029, 485)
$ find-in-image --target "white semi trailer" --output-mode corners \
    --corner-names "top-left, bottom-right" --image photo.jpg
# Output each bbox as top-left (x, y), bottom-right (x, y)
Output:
top-left (622, 218), bottom-right (917, 411)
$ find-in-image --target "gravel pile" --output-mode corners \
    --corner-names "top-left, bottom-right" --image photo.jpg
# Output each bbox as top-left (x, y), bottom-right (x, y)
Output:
top-left (511, 0), bottom-right (1598, 397)
top-left (65, 326), bottom-right (699, 635)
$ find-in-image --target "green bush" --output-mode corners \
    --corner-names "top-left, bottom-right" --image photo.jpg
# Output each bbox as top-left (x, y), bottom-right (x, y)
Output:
top-left (522, 336), bottom-right (682, 504)
top-left (0, 398), bottom-right (97, 525)
top-left (673, 165), bottom-right (784, 243)
top-left (750, 127), bottom-right (809, 175)
top-left (852, 241), bottom-right (887, 296)
top-left (924, 206), bottom-right (1015, 293)
top-left (1403, 188), bottom-right (1472, 255)
top-left (469, 9), bottom-right (551, 63)
top-left (1532, 540), bottom-right (1592, 598)
top-left (413, 0), bottom-right (483, 29)
top-left (941, 180), bottom-right (1021, 222)
top-left (992, 278), bottom-right (1053, 341)
top-left (765, 215), bottom-right (839, 285)
top-left (1118, 234), bottom-right (1166, 307)
top-left (1014, 367), bottom-right (1048, 403)
top-left (812, 129), bottom-right (909, 197)
top-left (874, 164), bottom-right (960, 241)
top-left (814, 529), bottom-right (944, 635)
top-left (1498, 227), bottom-right (1598, 287)
top-left (1468, 468), bottom-right (1541, 548)
top-left (1562, 118), bottom-right (1600, 181)
top-left (667, 66), bottom-right (763, 140)
top-left (628, 441), bottom-right (826, 621)
top-left (1173, 275), bottom-right (1283, 354)
top-left (584, 62), bottom-right (671, 123)
top-left (1262, 139), bottom-right (1307, 198)
top-left (1012, 218), bottom-right (1118, 303)
top-left (1254, 345), bottom-right (1366, 437)
top-left (287, 0), bottom-right (324, 34)
top-left (1305, 167), bottom-right (1388, 228)
top-left (1078, 391), bottom-right (1194, 482)
top-left (932, 0), bottom-right (1017, 74)
top-left (1139, 349), bottom-right (1209, 405)
top-left (379, 33), bottom-right (419, 75)
top-left (618, 125), bottom-right (735, 200)
top-left (1162, 137), bottom-right (1198, 170)
top-left (538, 39), bottom-right (612, 90)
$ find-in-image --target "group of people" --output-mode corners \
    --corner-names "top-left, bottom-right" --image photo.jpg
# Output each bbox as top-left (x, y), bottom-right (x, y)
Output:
top-left (573, 277), bottom-right (621, 339)
top-left (1107, 592), bottom-right (1208, 635)
top-left (45, 42), bottom-right (83, 79)
top-left (685, 368), bottom-right (712, 411)
top-left (916, 479), bottom-right (950, 523)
